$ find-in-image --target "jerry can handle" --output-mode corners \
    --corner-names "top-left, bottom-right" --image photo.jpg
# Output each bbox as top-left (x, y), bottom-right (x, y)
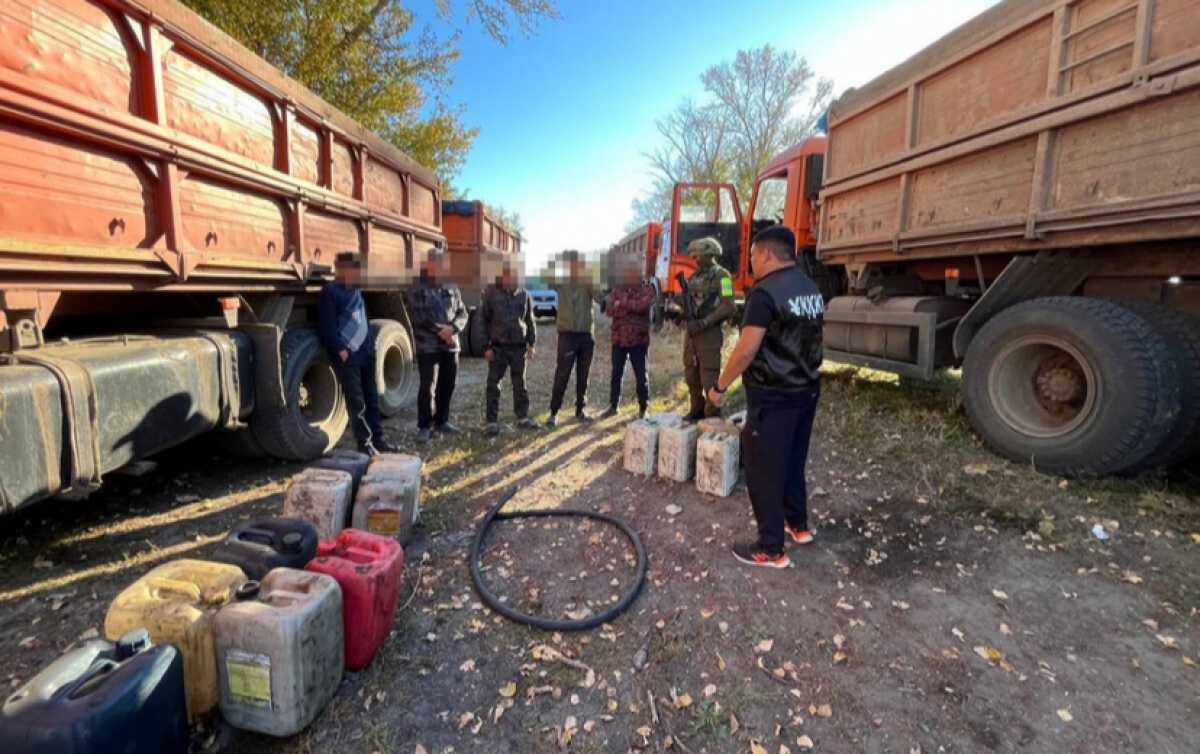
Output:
top-left (236, 527), bottom-right (278, 548)
top-left (59, 660), bottom-right (118, 701)
top-left (145, 577), bottom-right (203, 603)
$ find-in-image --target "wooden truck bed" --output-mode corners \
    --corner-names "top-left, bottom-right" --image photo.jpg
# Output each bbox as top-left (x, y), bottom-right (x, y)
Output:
top-left (818, 0), bottom-right (1200, 269)
top-left (0, 0), bottom-right (443, 316)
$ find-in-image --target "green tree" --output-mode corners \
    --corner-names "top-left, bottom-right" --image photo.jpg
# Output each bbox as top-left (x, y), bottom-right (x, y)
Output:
top-left (183, 0), bottom-right (556, 183)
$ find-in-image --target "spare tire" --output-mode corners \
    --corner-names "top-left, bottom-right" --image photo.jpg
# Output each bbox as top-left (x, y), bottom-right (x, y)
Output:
top-left (962, 297), bottom-right (1180, 476)
top-left (371, 319), bottom-right (417, 417)
top-left (251, 328), bottom-right (348, 461)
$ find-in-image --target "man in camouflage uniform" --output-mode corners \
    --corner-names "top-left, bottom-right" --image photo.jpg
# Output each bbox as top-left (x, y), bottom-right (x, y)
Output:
top-left (682, 237), bottom-right (737, 420)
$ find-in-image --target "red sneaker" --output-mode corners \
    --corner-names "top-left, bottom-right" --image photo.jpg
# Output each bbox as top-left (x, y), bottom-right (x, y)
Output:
top-left (785, 525), bottom-right (815, 545)
top-left (731, 542), bottom-right (791, 569)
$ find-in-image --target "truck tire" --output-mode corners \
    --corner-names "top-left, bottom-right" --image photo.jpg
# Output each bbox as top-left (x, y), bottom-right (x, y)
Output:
top-left (1114, 302), bottom-right (1200, 469)
top-left (464, 307), bottom-right (487, 358)
top-left (371, 319), bottom-right (417, 417)
top-left (251, 327), bottom-right (348, 460)
top-left (962, 297), bottom-right (1180, 476)
top-left (222, 428), bottom-right (268, 459)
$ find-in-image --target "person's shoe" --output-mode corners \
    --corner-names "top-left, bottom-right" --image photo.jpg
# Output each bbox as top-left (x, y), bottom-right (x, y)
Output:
top-left (638, 407), bottom-right (647, 420)
top-left (415, 428), bottom-right (432, 444)
top-left (374, 438), bottom-right (401, 454)
top-left (434, 422), bottom-right (461, 435)
top-left (545, 414), bottom-right (559, 428)
top-left (516, 417), bottom-right (539, 430)
top-left (731, 541), bottom-right (791, 569)
top-left (575, 410), bottom-right (594, 423)
top-left (601, 406), bottom-right (619, 419)
top-left (785, 525), bottom-right (816, 545)
top-left (485, 423), bottom-right (500, 437)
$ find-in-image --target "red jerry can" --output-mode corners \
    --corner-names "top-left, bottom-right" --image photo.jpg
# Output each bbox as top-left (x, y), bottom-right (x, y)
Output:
top-left (304, 529), bottom-right (404, 670)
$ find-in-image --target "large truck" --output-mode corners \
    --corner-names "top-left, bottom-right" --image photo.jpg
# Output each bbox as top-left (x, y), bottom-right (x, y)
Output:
top-left (671, 0), bottom-right (1200, 476)
top-left (0, 0), bottom-right (445, 512)
top-left (441, 200), bottom-right (522, 357)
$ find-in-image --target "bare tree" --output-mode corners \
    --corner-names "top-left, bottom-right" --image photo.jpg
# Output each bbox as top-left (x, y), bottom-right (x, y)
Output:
top-left (631, 45), bottom-right (832, 220)
top-left (434, 0), bottom-right (559, 43)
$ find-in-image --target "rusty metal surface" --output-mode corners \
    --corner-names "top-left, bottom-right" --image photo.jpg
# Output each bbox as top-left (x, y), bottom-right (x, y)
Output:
top-left (0, 0), bottom-right (444, 324)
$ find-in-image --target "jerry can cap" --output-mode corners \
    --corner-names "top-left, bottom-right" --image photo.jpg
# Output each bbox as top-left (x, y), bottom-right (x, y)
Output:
top-left (282, 532), bottom-right (304, 552)
top-left (235, 581), bottom-right (261, 600)
top-left (116, 628), bottom-right (151, 659)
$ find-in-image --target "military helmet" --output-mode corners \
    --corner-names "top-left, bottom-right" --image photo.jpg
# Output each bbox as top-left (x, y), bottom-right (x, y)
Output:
top-left (687, 237), bottom-right (723, 259)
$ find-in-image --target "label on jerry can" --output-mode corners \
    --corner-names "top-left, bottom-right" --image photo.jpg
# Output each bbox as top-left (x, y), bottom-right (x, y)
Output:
top-left (367, 509), bottom-right (402, 536)
top-left (226, 650), bottom-right (272, 709)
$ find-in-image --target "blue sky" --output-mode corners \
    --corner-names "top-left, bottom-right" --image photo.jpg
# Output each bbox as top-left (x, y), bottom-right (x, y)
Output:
top-left (411, 0), bottom-right (998, 270)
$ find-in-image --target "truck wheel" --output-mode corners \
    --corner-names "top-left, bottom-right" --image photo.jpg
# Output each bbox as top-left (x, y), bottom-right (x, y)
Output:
top-left (222, 428), bottom-right (268, 459)
top-left (463, 307), bottom-right (486, 358)
top-left (1114, 302), bottom-right (1200, 469)
top-left (371, 319), bottom-right (416, 417)
top-left (251, 328), bottom-right (348, 460)
top-left (962, 297), bottom-right (1180, 476)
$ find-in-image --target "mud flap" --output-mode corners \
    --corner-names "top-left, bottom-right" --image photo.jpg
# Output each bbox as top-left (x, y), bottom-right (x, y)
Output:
top-left (239, 323), bottom-right (288, 431)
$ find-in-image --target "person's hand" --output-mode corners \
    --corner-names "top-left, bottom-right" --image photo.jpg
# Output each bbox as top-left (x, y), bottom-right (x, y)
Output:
top-left (484, 349), bottom-right (495, 363)
top-left (437, 324), bottom-right (455, 343)
top-left (708, 387), bottom-right (726, 407)
top-left (528, 345), bottom-right (536, 359)
top-left (338, 349), bottom-right (350, 363)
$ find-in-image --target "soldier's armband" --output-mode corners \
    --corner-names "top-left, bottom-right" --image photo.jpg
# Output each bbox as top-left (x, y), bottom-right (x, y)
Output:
top-left (719, 277), bottom-right (734, 298)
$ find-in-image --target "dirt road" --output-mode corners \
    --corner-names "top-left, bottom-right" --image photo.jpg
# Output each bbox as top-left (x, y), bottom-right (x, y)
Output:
top-left (2, 322), bottom-right (1197, 753)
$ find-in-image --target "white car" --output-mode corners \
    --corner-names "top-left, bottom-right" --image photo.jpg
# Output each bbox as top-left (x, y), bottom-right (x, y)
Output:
top-left (529, 288), bottom-right (558, 319)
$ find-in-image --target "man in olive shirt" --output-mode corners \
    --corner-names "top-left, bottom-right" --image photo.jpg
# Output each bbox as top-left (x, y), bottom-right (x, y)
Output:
top-left (709, 226), bottom-right (824, 569)
top-left (547, 251), bottom-right (604, 427)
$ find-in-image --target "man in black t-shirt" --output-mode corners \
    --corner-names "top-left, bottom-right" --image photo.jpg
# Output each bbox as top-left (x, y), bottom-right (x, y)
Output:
top-left (708, 225), bottom-right (824, 569)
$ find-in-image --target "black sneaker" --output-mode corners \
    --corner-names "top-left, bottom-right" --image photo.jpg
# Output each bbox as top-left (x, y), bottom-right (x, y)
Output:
top-left (415, 428), bottom-right (432, 443)
top-left (435, 422), bottom-right (461, 435)
top-left (683, 410), bottom-right (705, 422)
top-left (601, 406), bottom-right (619, 419)
top-left (575, 410), bottom-right (594, 423)
top-left (731, 541), bottom-right (791, 569)
top-left (359, 443), bottom-right (379, 457)
top-left (373, 438), bottom-right (401, 454)
top-left (545, 414), bottom-right (559, 428)
top-left (638, 407), bottom-right (647, 420)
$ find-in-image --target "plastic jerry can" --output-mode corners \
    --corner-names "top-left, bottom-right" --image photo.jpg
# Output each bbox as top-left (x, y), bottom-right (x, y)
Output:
top-left (311, 448), bottom-right (372, 498)
top-left (623, 419), bottom-right (659, 476)
top-left (658, 423), bottom-right (699, 482)
top-left (103, 559), bottom-right (246, 722)
top-left (353, 454), bottom-right (423, 544)
top-left (214, 569), bottom-right (344, 737)
top-left (211, 518), bottom-right (320, 581)
top-left (696, 432), bottom-right (740, 498)
top-left (0, 629), bottom-right (188, 754)
top-left (305, 529), bottom-right (404, 670)
top-left (282, 467), bottom-right (354, 540)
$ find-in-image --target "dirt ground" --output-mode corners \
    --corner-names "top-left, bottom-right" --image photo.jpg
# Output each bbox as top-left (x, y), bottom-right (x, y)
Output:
top-left (2, 320), bottom-right (1199, 754)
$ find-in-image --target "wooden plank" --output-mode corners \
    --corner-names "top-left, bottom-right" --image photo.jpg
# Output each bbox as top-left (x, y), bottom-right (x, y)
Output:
top-left (1133, 0), bottom-right (1156, 66)
top-left (1048, 6), bottom-right (1069, 95)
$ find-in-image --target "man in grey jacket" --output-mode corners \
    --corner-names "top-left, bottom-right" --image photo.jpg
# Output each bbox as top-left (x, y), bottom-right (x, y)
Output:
top-left (481, 263), bottom-right (538, 436)
top-left (406, 251), bottom-right (469, 443)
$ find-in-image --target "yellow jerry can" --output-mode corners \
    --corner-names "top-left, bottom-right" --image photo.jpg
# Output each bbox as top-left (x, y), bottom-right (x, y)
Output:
top-left (103, 559), bottom-right (246, 722)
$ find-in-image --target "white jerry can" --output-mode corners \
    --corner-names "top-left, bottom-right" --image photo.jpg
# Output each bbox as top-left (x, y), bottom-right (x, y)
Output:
top-left (657, 423), bottom-right (699, 482)
top-left (214, 568), bottom-right (344, 737)
top-left (281, 468), bottom-right (354, 540)
top-left (352, 453), bottom-right (423, 543)
top-left (623, 420), bottom-right (659, 476)
top-left (696, 432), bottom-right (740, 498)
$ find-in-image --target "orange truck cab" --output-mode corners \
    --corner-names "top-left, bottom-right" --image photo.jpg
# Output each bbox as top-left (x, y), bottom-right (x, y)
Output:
top-left (658, 136), bottom-right (826, 301)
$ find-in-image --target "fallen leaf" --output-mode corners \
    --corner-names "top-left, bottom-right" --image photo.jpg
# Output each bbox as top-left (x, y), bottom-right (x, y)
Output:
top-left (78, 628), bottom-right (99, 641)
top-left (1057, 708), bottom-right (1073, 722)
top-left (415, 746), bottom-right (427, 754)
top-left (756, 639), bottom-right (775, 653)
top-left (952, 627), bottom-right (965, 642)
top-left (833, 634), bottom-right (846, 650)
top-left (636, 725), bottom-right (652, 739)
top-left (833, 651), bottom-right (848, 664)
top-left (992, 589), bottom-right (1009, 601)
top-left (892, 600), bottom-right (911, 611)
top-left (1142, 618), bottom-right (1159, 631)
top-left (1191, 533), bottom-right (1200, 545)
top-left (665, 504), bottom-right (683, 516)
top-left (704, 683), bottom-right (717, 697)
top-left (459, 659), bottom-right (476, 672)
top-left (457, 712), bottom-right (474, 730)
top-left (499, 682), bottom-right (517, 698)
top-left (1156, 634), bottom-right (1179, 650)
top-left (1122, 571), bottom-right (1143, 585)
top-left (797, 735), bottom-right (815, 750)
top-left (730, 713), bottom-right (740, 735)
top-left (1000, 623), bottom-right (1012, 636)
top-left (963, 463), bottom-right (989, 476)
top-left (780, 745), bottom-right (793, 754)
top-left (814, 703), bottom-right (832, 718)
top-left (751, 741), bottom-right (769, 754)
top-left (974, 646), bottom-right (1015, 673)
top-left (675, 693), bottom-right (693, 709)
top-left (1182, 656), bottom-right (1195, 667)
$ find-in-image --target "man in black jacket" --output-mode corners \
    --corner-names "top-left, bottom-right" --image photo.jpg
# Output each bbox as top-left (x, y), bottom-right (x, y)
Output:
top-left (481, 262), bottom-right (539, 436)
top-left (708, 226), bottom-right (824, 569)
top-left (407, 251), bottom-right (469, 443)
top-left (318, 252), bottom-right (399, 456)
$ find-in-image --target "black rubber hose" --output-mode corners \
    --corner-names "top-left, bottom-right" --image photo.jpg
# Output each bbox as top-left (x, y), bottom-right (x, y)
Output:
top-left (469, 487), bottom-right (649, 632)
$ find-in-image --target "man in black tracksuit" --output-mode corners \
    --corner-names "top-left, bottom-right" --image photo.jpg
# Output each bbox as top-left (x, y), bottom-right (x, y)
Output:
top-left (317, 252), bottom-right (399, 456)
top-left (708, 225), bottom-right (824, 569)
top-left (481, 264), bottom-right (539, 435)
top-left (407, 251), bottom-right (469, 443)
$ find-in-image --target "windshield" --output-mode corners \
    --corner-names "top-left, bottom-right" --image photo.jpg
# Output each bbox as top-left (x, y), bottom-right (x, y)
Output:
top-left (752, 176), bottom-right (787, 223)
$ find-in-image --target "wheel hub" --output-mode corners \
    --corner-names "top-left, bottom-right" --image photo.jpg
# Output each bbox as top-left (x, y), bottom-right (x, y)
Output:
top-left (1036, 364), bottom-right (1085, 405)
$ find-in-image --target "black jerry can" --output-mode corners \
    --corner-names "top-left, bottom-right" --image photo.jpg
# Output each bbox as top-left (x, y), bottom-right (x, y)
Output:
top-left (211, 517), bottom-right (320, 580)
top-left (0, 629), bottom-right (188, 754)
top-left (311, 448), bottom-right (372, 497)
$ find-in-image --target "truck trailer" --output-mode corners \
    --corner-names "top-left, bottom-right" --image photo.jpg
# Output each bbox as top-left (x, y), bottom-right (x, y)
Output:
top-left (440, 200), bottom-right (522, 357)
top-left (673, 0), bottom-right (1200, 476)
top-left (0, 0), bottom-right (444, 512)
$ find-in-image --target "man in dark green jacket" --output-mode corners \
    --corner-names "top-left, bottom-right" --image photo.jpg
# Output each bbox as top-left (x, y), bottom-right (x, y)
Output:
top-left (481, 263), bottom-right (539, 436)
top-left (547, 251), bottom-right (604, 427)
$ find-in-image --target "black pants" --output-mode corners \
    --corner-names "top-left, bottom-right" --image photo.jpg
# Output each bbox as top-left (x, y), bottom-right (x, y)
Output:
top-left (417, 351), bottom-right (458, 429)
top-left (741, 387), bottom-right (820, 554)
top-left (549, 331), bottom-right (594, 415)
top-left (609, 344), bottom-right (649, 411)
top-left (336, 356), bottom-right (384, 450)
top-left (486, 344), bottom-right (530, 423)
